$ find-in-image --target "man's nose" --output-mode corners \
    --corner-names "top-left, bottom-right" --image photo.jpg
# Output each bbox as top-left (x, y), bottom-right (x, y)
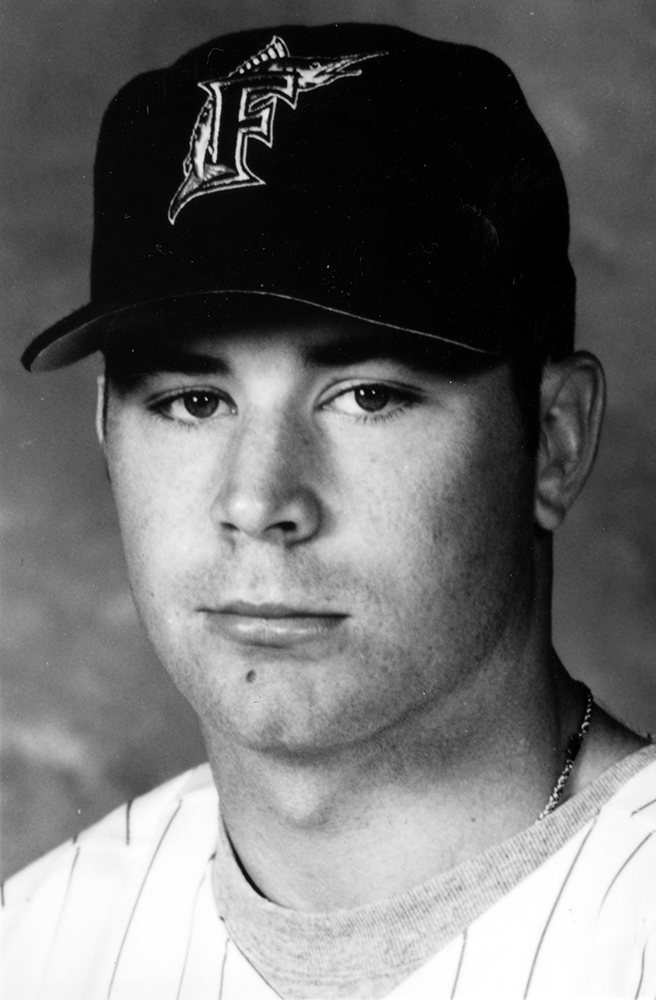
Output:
top-left (210, 410), bottom-right (323, 544)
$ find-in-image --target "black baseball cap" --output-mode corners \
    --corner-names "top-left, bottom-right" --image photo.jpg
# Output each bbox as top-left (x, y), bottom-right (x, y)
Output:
top-left (22, 23), bottom-right (575, 372)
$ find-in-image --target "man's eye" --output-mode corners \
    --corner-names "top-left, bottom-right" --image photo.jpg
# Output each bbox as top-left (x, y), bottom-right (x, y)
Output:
top-left (352, 385), bottom-right (392, 413)
top-left (155, 389), bottom-right (233, 423)
top-left (324, 383), bottom-right (413, 420)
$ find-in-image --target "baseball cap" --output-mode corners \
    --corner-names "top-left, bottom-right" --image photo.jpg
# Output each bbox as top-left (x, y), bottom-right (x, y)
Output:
top-left (22, 23), bottom-right (575, 372)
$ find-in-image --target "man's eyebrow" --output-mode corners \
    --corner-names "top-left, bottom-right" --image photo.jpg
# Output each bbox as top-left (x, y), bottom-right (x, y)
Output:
top-left (304, 337), bottom-right (410, 369)
top-left (305, 332), bottom-right (505, 380)
top-left (140, 351), bottom-right (230, 374)
top-left (106, 350), bottom-right (231, 385)
top-left (303, 335), bottom-right (472, 376)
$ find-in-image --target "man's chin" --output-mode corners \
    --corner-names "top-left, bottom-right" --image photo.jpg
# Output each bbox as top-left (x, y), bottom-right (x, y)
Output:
top-left (196, 685), bottom-right (386, 761)
top-left (157, 634), bottom-right (427, 757)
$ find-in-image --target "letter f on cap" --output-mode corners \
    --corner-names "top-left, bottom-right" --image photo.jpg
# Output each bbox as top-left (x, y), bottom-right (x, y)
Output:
top-left (168, 35), bottom-right (386, 222)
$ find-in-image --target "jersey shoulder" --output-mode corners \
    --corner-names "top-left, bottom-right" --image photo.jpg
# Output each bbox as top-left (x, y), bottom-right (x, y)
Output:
top-left (1, 762), bottom-right (216, 912)
top-left (1, 764), bottom-right (224, 1000)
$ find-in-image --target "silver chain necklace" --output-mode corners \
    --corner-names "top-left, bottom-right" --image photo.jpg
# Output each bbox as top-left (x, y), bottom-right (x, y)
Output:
top-left (538, 689), bottom-right (594, 821)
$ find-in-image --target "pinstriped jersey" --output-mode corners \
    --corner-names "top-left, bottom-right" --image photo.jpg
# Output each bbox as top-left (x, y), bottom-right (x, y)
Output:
top-left (2, 748), bottom-right (656, 999)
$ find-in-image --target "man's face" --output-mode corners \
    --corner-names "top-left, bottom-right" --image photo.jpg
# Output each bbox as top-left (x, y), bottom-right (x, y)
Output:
top-left (102, 318), bottom-right (538, 757)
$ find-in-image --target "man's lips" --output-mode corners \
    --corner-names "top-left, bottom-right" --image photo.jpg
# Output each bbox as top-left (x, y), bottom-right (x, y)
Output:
top-left (201, 601), bottom-right (348, 648)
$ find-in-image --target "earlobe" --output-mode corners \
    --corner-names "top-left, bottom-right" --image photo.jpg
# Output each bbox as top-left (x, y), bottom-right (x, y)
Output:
top-left (96, 374), bottom-right (107, 448)
top-left (534, 352), bottom-right (606, 531)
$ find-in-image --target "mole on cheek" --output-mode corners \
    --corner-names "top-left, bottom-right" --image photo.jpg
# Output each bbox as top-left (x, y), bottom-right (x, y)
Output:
top-left (246, 670), bottom-right (256, 684)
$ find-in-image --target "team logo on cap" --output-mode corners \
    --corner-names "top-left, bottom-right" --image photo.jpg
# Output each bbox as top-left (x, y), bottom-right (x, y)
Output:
top-left (168, 36), bottom-right (385, 223)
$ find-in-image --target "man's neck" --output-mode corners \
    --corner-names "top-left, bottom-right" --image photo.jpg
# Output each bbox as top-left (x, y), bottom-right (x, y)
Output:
top-left (205, 644), bottom-right (585, 911)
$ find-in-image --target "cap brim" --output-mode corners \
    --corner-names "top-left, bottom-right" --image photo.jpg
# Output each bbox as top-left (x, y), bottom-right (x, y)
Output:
top-left (22, 290), bottom-right (501, 372)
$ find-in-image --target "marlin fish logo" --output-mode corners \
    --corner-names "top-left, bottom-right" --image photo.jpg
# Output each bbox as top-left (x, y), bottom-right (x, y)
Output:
top-left (168, 36), bottom-right (386, 223)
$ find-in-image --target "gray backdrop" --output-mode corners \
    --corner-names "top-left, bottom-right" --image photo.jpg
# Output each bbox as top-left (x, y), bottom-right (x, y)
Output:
top-left (2, 0), bottom-right (655, 881)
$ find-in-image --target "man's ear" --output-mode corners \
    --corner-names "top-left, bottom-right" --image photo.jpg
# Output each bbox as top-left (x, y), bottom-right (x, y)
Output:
top-left (534, 352), bottom-right (606, 531)
top-left (96, 374), bottom-right (107, 448)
